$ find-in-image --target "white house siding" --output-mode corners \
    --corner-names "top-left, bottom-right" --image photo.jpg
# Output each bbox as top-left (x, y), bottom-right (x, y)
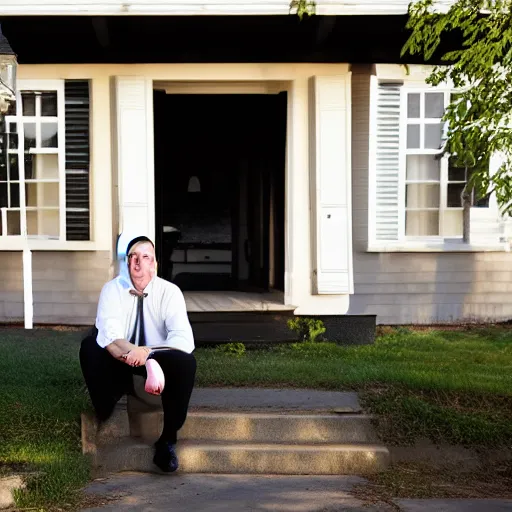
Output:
top-left (349, 64), bottom-right (512, 325)
top-left (0, 251), bottom-right (111, 324)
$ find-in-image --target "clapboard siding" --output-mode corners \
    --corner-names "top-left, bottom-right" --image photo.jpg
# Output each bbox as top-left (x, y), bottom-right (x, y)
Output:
top-left (0, 251), bottom-right (110, 324)
top-left (350, 65), bottom-right (512, 324)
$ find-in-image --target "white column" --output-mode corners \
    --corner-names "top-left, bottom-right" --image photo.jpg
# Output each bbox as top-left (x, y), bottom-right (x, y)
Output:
top-left (284, 78), bottom-right (310, 307)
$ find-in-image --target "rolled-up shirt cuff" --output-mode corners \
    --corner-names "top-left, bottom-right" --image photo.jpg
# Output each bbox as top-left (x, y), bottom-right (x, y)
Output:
top-left (95, 324), bottom-right (124, 349)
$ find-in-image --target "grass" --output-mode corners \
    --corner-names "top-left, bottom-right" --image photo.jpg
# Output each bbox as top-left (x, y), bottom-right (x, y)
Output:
top-left (0, 328), bottom-right (90, 510)
top-left (0, 325), bottom-right (512, 509)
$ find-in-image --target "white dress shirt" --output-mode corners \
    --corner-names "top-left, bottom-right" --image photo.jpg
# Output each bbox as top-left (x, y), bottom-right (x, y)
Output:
top-left (95, 274), bottom-right (195, 354)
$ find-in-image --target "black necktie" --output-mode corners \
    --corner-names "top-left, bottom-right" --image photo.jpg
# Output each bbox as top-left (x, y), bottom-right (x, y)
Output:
top-left (130, 290), bottom-right (147, 346)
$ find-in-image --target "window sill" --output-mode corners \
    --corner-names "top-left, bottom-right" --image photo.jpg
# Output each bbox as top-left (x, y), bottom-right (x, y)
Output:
top-left (0, 237), bottom-right (101, 251)
top-left (367, 241), bottom-right (511, 253)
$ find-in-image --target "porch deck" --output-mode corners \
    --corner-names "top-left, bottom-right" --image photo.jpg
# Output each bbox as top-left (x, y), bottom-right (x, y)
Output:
top-left (184, 291), bottom-right (295, 312)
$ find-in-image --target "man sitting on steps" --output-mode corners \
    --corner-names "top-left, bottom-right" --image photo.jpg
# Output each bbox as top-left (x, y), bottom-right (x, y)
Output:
top-left (80, 235), bottom-right (196, 473)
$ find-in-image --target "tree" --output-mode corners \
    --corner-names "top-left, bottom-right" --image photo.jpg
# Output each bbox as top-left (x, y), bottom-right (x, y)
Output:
top-left (402, 0), bottom-right (512, 217)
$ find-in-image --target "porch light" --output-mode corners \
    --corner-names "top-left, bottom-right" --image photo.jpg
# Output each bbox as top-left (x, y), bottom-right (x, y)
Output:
top-left (0, 25), bottom-right (17, 114)
top-left (188, 176), bottom-right (201, 193)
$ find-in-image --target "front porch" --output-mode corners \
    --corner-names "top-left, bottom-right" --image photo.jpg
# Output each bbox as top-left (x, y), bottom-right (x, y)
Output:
top-left (184, 290), bottom-right (295, 312)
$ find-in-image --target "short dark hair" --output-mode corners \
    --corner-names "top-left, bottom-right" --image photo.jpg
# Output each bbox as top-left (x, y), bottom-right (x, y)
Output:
top-left (126, 236), bottom-right (154, 256)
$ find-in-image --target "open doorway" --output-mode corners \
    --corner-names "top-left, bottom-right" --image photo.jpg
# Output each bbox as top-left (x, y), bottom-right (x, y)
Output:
top-left (153, 92), bottom-right (286, 293)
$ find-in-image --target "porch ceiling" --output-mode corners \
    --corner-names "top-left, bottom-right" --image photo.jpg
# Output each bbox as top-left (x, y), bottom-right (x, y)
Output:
top-left (1, 15), bottom-right (459, 64)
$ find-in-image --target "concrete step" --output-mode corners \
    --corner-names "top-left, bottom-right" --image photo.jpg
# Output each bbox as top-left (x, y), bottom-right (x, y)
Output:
top-left (91, 440), bottom-right (390, 476)
top-left (129, 411), bottom-right (380, 445)
top-left (131, 388), bottom-right (363, 414)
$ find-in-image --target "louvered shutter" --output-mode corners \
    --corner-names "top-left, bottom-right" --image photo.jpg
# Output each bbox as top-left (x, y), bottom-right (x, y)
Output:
top-left (310, 75), bottom-right (353, 295)
top-left (369, 78), bottom-right (402, 243)
top-left (64, 80), bottom-right (90, 240)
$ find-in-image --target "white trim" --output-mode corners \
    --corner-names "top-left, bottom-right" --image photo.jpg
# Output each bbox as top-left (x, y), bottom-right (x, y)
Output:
top-left (368, 242), bottom-right (510, 253)
top-left (367, 75), bottom-right (377, 245)
top-left (146, 78), bottom-right (155, 244)
top-left (0, 0), bottom-right (454, 16)
top-left (57, 81), bottom-right (66, 240)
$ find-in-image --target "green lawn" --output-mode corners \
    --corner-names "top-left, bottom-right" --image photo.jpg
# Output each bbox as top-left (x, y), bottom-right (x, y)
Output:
top-left (0, 325), bottom-right (511, 509)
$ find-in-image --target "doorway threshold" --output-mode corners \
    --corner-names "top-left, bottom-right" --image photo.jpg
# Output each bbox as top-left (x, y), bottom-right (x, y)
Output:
top-left (184, 290), bottom-right (295, 312)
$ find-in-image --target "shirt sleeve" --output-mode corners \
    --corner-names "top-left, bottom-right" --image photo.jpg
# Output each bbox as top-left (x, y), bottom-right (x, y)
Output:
top-left (95, 281), bottom-right (126, 348)
top-left (163, 286), bottom-right (195, 354)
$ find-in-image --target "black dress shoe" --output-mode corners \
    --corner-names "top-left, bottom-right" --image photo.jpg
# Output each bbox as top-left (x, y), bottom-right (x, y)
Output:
top-left (153, 440), bottom-right (179, 473)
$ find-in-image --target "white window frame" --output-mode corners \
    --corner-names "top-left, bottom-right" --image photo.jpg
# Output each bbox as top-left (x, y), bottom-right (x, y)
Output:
top-left (401, 86), bottom-right (466, 242)
top-left (368, 66), bottom-right (509, 253)
top-left (0, 79), bottom-right (97, 251)
top-left (2, 79), bottom-right (65, 242)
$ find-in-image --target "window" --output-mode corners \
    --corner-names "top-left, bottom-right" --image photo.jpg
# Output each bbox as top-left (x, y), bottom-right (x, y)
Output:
top-left (370, 79), bottom-right (496, 250)
top-left (404, 90), bottom-right (475, 238)
top-left (2, 83), bottom-right (63, 239)
top-left (0, 79), bottom-right (91, 243)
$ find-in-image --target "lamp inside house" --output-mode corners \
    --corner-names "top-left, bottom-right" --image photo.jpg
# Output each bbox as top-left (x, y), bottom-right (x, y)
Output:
top-left (0, 24), bottom-right (17, 115)
top-left (188, 175), bottom-right (201, 193)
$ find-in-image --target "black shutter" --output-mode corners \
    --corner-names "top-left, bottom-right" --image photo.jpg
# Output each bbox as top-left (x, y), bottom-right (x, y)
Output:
top-left (65, 80), bottom-right (90, 240)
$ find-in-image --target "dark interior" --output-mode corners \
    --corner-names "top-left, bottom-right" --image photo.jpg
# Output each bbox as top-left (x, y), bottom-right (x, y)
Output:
top-left (153, 92), bottom-right (286, 292)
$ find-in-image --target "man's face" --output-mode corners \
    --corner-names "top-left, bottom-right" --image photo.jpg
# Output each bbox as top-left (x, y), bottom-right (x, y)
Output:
top-left (128, 242), bottom-right (156, 282)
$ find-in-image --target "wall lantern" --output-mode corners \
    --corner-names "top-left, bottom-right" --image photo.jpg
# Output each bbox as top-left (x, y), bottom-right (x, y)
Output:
top-left (0, 24), bottom-right (17, 115)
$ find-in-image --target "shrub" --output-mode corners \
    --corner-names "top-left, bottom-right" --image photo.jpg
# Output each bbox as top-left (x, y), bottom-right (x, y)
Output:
top-left (215, 342), bottom-right (246, 358)
top-left (287, 317), bottom-right (326, 343)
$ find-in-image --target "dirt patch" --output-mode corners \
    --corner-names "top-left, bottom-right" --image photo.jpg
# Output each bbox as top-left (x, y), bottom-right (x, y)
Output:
top-left (353, 441), bottom-right (512, 503)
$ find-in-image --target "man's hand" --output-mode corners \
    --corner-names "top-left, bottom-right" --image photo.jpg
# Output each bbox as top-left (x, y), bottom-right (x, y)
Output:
top-left (122, 346), bottom-right (150, 367)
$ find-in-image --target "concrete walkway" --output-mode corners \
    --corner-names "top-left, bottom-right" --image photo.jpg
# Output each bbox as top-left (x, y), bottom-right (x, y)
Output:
top-left (83, 473), bottom-right (393, 511)
top-left (82, 473), bottom-right (512, 512)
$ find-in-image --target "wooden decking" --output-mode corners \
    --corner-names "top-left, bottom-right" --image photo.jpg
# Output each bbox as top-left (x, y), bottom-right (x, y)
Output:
top-left (184, 291), bottom-right (295, 312)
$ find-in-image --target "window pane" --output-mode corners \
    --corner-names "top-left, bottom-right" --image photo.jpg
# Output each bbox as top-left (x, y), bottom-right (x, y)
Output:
top-left (41, 123), bottom-right (58, 148)
top-left (24, 154), bottom-right (59, 180)
top-left (406, 155), bottom-right (440, 181)
top-left (27, 209), bottom-right (60, 238)
top-left (443, 210), bottom-right (463, 236)
top-left (448, 164), bottom-right (467, 182)
top-left (424, 123), bottom-right (443, 149)
top-left (7, 210), bottom-right (20, 235)
top-left (406, 184), bottom-right (440, 208)
top-left (7, 124), bottom-right (18, 149)
top-left (406, 210), bottom-right (439, 236)
top-left (0, 156), bottom-right (6, 181)
top-left (24, 123), bottom-right (37, 150)
top-left (10, 183), bottom-right (19, 208)
top-left (407, 124), bottom-right (420, 149)
top-left (7, 133), bottom-right (18, 150)
top-left (407, 93), bottom-right (421, 118)
top-left (41, 92), bottom-right (58, 116)
top-left (8, 155), bottom-right (19, 181)
top-left (28, 154), bottom-right (59, 180)
top-left (21, 92), bottom-right (36, 116)
top-left (26, 182), bottom-right (60, 208)
top-left (425, 92), bottom-right (444, 118)
top-left (0, 183), bottom-right (6, 206)
top-left (447, 183), bottom-right (465, 207)
top-left (474, 193), bottom-right (490, 208)
top-left (24, 154), bottom-right (34, 180)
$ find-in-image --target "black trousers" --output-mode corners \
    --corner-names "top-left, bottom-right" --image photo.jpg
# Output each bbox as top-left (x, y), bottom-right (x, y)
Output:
top-left (79, 331), bottom-right (196, 444)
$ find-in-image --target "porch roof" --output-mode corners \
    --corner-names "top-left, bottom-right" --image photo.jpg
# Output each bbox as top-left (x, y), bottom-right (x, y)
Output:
top-left (1, 14), bottom-right (458, 65)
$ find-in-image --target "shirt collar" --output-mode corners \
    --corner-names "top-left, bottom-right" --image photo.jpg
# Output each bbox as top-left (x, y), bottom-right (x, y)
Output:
top-left (119, 273), bottom-right (156, 294)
